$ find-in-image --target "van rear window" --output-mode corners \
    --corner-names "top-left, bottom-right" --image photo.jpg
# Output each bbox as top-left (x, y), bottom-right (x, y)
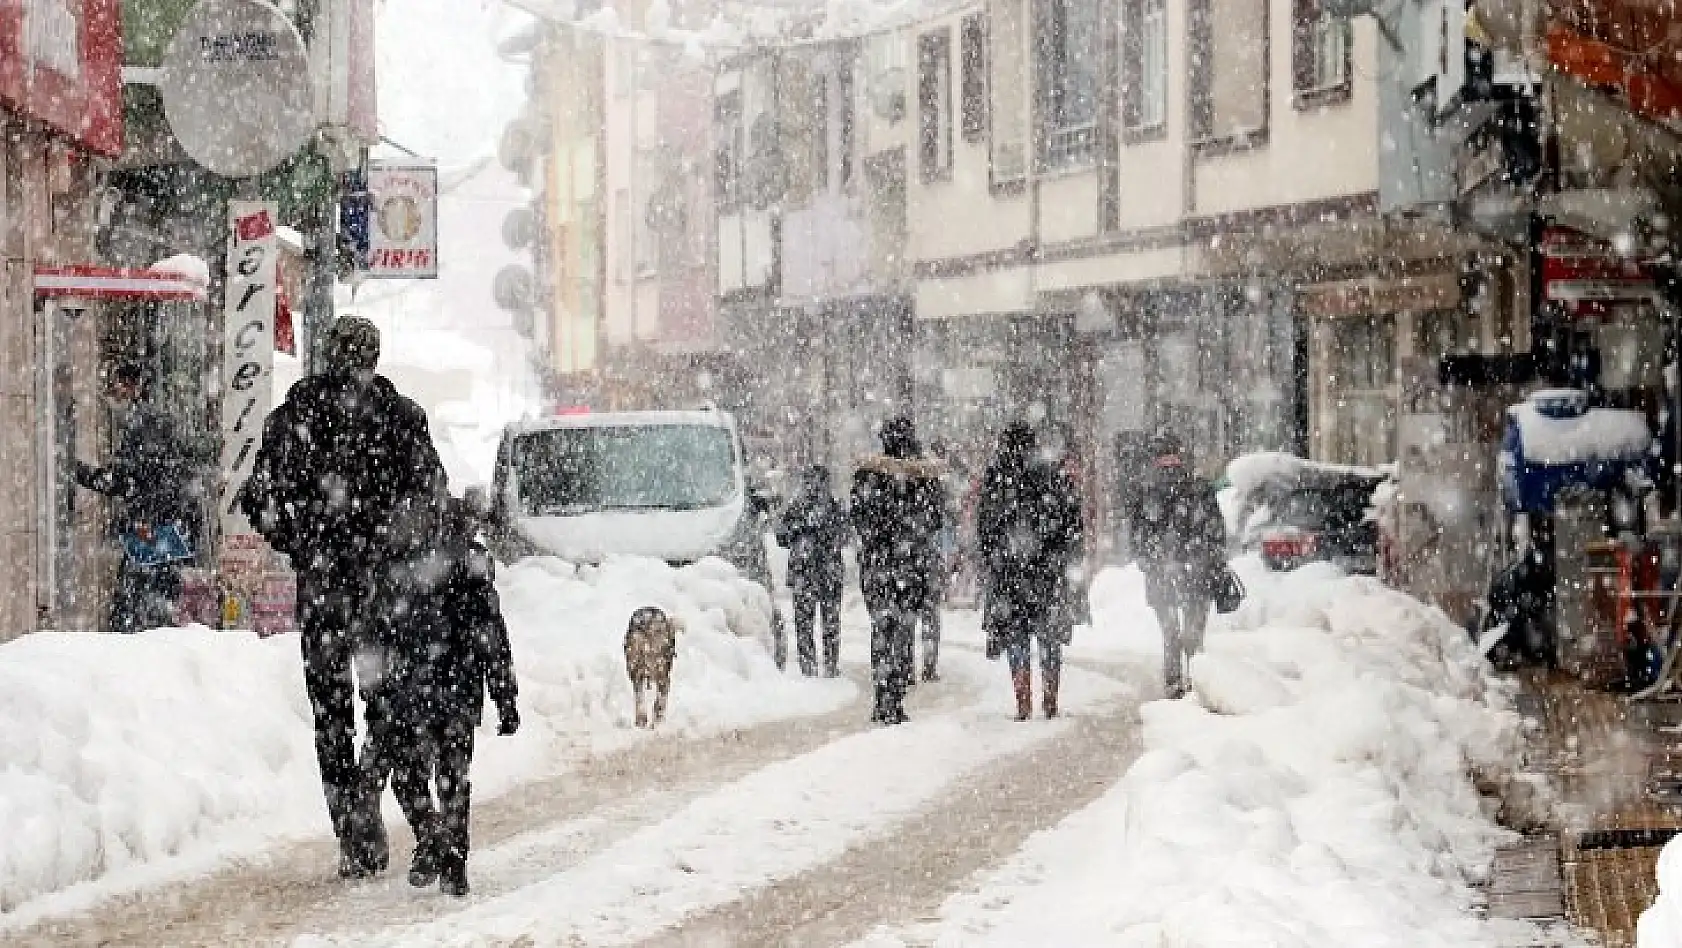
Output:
top-left (512, 425), bottom-right (737, 514)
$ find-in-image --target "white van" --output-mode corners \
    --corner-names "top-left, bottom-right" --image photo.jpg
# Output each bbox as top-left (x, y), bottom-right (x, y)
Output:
top-left (485, 409), bottom-right (772, 587)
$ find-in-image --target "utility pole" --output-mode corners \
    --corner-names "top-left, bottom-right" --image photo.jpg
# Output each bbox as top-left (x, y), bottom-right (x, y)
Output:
top-left (294, 0), bottom-right (340, 376)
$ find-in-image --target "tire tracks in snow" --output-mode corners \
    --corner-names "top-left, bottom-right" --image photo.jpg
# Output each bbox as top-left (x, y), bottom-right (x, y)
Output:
top-left (9, 667), bottom-right (934, 948)
top-left (635, 700), bottom-right (1143, 948)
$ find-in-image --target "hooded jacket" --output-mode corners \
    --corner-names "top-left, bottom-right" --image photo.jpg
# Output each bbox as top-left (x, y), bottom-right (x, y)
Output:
top-left (976, 425), bottom-right (1082, 607)
top-left (849, 419), bottom-right (947, 601)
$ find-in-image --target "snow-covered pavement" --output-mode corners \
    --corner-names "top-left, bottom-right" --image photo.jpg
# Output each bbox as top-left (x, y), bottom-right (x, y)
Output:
top-left (6, 558), bottom-right (1560, 947)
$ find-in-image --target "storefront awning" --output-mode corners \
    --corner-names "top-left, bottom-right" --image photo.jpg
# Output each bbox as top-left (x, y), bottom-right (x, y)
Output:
top-left (32, 265), bottom-right (208, 303)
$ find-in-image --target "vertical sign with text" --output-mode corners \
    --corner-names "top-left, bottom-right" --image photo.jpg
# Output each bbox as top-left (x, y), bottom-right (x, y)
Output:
top-left (219, 201), bottom-right (279, 539)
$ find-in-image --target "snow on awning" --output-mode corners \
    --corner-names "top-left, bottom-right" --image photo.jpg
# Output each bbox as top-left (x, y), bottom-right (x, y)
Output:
top-left (32, 264), bottom-right (208, 303)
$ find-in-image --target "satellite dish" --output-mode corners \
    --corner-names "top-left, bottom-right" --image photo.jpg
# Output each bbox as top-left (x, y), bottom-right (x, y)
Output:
top-left (493, 264), bottom-right (536, 314)
top-left (502, 207), bottom-right (536, 250)
top-left (158, 0), bottom-right (316, 178)
top-left (499, 121), bottom-right (540, 174)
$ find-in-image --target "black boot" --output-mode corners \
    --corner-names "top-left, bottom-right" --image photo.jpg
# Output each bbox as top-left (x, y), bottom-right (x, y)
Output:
top-left (351, 791), bottom-right (389, 875)
top-left (408, 823), bottom-right (443, 888)
top-left (439, 852), bottom-right (470, 898)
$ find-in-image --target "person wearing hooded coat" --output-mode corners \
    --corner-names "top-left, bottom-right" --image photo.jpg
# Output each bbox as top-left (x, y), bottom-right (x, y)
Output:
top-left (74, 362), bottom-right (203, 634)
top-left (239, 316), bottom-right (447, 879)
top-left (850, 416), bottom-right (947, 724)
top-left (775, 464), bottom-right (848, 677)
top-left (1123, 432), bottom-right (1226, 698)
top-left (976, 423), bottom-right (1083, 720)
top-left (362, 494), bottom-right (520, 897)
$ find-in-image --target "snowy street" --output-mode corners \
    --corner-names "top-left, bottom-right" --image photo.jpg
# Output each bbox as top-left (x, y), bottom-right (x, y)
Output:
top-left (2, 560), bottom-right (1567, 947)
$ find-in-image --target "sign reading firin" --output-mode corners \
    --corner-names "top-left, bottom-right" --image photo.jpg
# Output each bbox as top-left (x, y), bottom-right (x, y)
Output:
top-left (220, 201), bottom-right (280, 538)
top-left (365, 159), bottom-right (439, 279)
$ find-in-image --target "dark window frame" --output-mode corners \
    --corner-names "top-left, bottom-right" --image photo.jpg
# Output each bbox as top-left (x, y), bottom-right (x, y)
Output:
top-left (838, 51), bottom-right (856, 191)
top-left (714, 89), bottom-right (744, 212)
top-left (919, 28), bottom-right (954, 183)
top-left (1187, 0), bottom-right (1270, 156)
top-left (1292, 0), bottom-right (1354, 109)
top-left (961, 14), bottom-right (988, 143)
top-left (1120, 0), bottom-right (1168, 143)
top-left (1035, 0), bottom-right (1101, 171)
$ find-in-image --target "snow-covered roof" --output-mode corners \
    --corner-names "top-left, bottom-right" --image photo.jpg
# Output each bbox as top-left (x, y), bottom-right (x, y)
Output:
top-left (504, 409), bottom-right (733, 436)
top-left (1507, 397), bottom-right (1652, 466)
top-left (147, 254), bottom-right (211, 289)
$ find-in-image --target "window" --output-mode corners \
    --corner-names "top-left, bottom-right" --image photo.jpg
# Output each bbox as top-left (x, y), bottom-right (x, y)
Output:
top-left (988, 0), bottom-right (1030, 186)
top-left (1122, 0), bottom-right (1167, 136)
top-left (919, 29), bottom-right (953, 182)
top-left (714, 90), bottom-right (743, 210)
top-left (1293, 0), bottom-right (1352, 107)
top-left (1036, 0), bottom-right (1100, 169)
top-left (838, 53), bottom-right (856, 189)
top-left (1188, 0), bottom-right (1268, 147)
top-left (961, 14), bottom-right (988, 142)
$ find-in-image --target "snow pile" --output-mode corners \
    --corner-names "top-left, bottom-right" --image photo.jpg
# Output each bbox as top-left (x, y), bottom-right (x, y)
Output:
top-left (0, 557), bottom-right (847, 920)
top-left (1639, 835), bottom-right (1682, 947)
top-left (863, 564), bottom-right (1540, 947)
top-left (1508, 391), bottom-right (1651, 466)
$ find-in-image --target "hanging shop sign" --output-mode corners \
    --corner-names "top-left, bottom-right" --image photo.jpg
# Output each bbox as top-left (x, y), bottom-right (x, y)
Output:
top-left (0, 0), bottom-right (123, 155)
top-left (1541, 227), bottom-right (1655, 312)
top-left (365, 159), bottom-right (439, 279)
top-left (219, 201), bottom-right (280, 538)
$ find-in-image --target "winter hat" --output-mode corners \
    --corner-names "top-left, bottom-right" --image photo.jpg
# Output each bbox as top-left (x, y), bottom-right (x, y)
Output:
top-left (998, 422), bottom-right (1037, 463)
top-left (324, 316), bottom-right (381, 376)
top-left (879, 415), bottom-right (921, 459)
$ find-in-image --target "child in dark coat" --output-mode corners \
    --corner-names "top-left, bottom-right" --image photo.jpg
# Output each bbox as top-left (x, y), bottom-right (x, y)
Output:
top-left (365, 496), bottom-right (519, 897)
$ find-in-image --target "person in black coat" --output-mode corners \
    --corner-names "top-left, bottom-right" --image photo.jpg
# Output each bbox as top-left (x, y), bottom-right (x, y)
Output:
top-left (1123, 432), bottom-right (1226, 699)
top-left (364, 494), bottom-right (519, 898)
top-left (976, 423), bottom-right (1082, 720)
top-left (74, 363), bottom-right (202, 634)
top-left (239, 316), bottom-right (447, 879)
top-left (851, 416), bottom-right (947, 725)
top-left (775, 464), bottom-right (847, 677)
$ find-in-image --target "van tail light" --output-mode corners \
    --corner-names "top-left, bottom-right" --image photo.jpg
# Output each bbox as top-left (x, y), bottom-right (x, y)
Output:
top-left (1262, 532), bottom-right (1319, 561)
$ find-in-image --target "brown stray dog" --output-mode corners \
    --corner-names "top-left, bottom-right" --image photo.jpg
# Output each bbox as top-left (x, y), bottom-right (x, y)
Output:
top-left (624, 606), bottom-right (681, 728)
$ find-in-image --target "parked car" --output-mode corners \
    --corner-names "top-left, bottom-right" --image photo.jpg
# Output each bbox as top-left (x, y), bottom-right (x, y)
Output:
top-left (483, 409), bottom-right (775, 592)
top-left (1226, 453), bottom-right (1390, 576)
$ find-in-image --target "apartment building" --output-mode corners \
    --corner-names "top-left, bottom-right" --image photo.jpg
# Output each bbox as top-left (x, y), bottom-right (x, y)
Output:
top-left (897, 0), bottom-right (1516, 565)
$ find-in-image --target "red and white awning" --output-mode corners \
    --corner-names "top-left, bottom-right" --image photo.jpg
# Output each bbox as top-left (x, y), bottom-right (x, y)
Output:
top-left (32, 265), bottom-right (209, 302)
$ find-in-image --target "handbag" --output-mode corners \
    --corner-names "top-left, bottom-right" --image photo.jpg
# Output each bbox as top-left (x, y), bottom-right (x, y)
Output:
top-left (1213, 566), bottom-right (1245, 614)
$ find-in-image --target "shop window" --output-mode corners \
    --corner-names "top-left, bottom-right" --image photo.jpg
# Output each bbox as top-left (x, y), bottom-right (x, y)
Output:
top-left (1326, 314), bottom-right (1396, 467)
top-left (1122, 0), bottom-right (1168, 138)
top-left (919, 29), bottom-right (954, 182)
top-left (1292, 0), bottom-right (1352, 108)
top-left (1036, 0), bottom-right (1100, 169)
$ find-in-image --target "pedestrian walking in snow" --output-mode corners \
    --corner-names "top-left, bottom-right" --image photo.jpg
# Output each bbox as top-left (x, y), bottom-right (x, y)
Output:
top-left (774, 464), bottom-right (847, 677)
top-left (239, 316), bottom-right (447, 879)
top-left (363, 494), bottom-right (520, 898)
top-left (977, 423), bottom-right (1083, 720)
top-left (1123, 432), bottom-right (1226, 699)
top-left (74, 363), bottom-right (202, 634)
top-left (851, 416), bottom-right (947, 725)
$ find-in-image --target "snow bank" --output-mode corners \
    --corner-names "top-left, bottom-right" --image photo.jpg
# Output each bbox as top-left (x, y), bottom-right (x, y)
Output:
top-left (0, 557), bottom-right (848, 920)
top-left (1639, 835), bottom-right (1682, 947)
top-left (862, 565), bottom-right (1540, 947)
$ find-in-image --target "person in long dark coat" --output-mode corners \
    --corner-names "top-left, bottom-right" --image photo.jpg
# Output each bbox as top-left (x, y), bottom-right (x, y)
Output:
top-left (851, 416), bottom-right (946, 725)
top-left (74, 363), bottom-right (202, 633)
top-left (775, 464), bottom-right (848, 677)
top-left (1122, 431), bottom-right (1226, 698)
top-left (239, 316), bottom-right (446, 879)
top-left (364, 494), bottom-right (519, 898)
top-left (976, 423), bottom-right (1082, 720)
